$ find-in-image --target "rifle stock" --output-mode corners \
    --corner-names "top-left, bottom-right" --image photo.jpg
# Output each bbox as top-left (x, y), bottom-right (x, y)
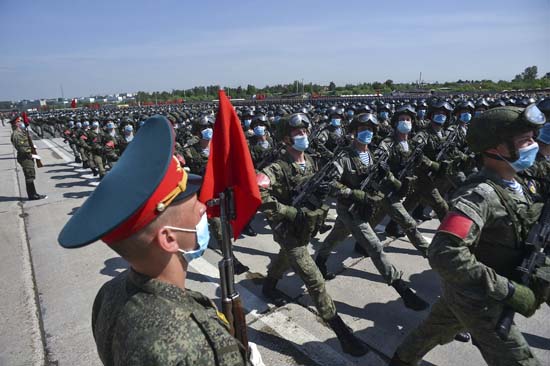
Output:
top-left (26, 128), bottom-right (43, 168)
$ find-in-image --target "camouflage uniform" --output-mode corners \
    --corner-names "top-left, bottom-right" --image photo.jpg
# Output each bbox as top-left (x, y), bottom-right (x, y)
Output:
top-left (316, 145), bottom-right (403, 283)
top-left (62, 126), bottom-right (81, 162)
top-left (88, 128), bottom-right (107, 177)
top-left (260, 149), bottom-right (336, 320)
top-left (11, 128), bottom-right (35, 183)
top-left (403, 124), bottom-right (450, 220)
top-left (92, 268), bottom-right (248, 366)
top-left (370, 135), bottom-right (430, 256)
top-left (394, 168), bottom-right (543, 366)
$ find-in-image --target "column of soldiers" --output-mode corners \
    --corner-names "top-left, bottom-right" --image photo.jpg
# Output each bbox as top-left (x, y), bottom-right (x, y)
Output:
top-left (30, 93), bottom-right (550, 364)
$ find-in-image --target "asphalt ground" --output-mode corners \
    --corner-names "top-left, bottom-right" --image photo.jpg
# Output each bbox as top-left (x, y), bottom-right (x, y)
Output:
top-left (1, 125), bottom-right (549, 366)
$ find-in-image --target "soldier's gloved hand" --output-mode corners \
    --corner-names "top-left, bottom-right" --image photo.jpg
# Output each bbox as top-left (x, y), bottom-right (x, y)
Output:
top-left (334, 187), bottom-right (352, 199)
top-left (399, 176), bottom-right (417, 196)
top-left (531, 261), bottom-right (550, 305)
top-left (315, 181), bottom-right (331, 196)
top-left (439, 160), bottom-right (452, 175)
top-left (351, 189), bottom-right (366, 203)
top-left (419, 155), bottom-right (433, 171)
top-left (504, 281), bottom-right (538, 317)
top-left (248, 342), bottom-right (265, 366)
top-left (269, 204), bottom-right (297, 222)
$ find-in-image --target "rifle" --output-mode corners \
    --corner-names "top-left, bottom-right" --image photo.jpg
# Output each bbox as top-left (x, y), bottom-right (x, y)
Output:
top-left (273, 148), bottom-right (345, 231)
top-left (496, 198), bottom-right (550, 340)
top-left (207, 189), bottom-right (249, 357)
top-left (26, 127), bottom-right (43, 168)
top-left (386, 141), bottom-right (426, 199)
top-left (348, 148), bottom-right (390, 212)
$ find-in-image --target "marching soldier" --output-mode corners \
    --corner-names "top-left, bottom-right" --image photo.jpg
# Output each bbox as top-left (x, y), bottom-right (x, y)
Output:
top-left (390, 105), bottom-right (550, 366)
top-left (258, 112), bottom-right (369, 357)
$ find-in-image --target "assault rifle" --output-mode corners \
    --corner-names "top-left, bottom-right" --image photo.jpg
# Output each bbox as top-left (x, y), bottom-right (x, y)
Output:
top-left (496, 198), bottom-right (550, 340)
top-left (273, 148), bottom-right (345, 231)
top-left (348, 148), bottom-right (390, 212)
top-left (386, 141), bottom-right (426, 199)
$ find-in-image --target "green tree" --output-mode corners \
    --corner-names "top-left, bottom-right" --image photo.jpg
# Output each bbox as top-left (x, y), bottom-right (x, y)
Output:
top-left (329, 81), bottom-right (336, 91)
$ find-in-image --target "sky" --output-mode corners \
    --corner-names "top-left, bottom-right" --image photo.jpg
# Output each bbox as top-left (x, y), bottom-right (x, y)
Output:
top-left (1, 0), bottom-right (549, 101)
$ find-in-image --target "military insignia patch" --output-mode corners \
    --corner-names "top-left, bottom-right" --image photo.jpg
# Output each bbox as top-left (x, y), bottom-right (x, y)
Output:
top-left (527, 180), bottom-right (537, 195)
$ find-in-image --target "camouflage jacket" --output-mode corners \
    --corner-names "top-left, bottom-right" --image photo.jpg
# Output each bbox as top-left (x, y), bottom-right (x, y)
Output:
top-left (92, 268), bottom-right (248, 366)
top-left (525, 153), bottom-right (550, 201)
top-left (11, 129), bottom-right (32, 157)
top-left (428, 167), bottom-right (542, 301)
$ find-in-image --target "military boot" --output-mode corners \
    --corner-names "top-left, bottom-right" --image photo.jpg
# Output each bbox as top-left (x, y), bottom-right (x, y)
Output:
top-left (262, 278), bottom-right (288, 307)
top-left (26, 182), bottom-right (47, 201)
top-left (92, 167), bottom-right (99, 176)
top-left (454, 332), bottom-right (471, 343)
top-left (75, 156), bottom-right (82, 163)
top-left (82, 160), bottom-right (89, 169)
top-left (327, 314), bottom-right (369, 357)
top-left (242, 223), bottom-right (257, 237)
top-left (388, 353), bottom-right (412, 366)
top-left (385, 220), bottom-right (405, 238)
top-left (314, 254), bottom-right (335, 280)
top-left (391, 279), bottom-right (429, 311)
top-left (233, 255), bottom-right (249, 275)
top-left (412, 205), bottom-right (431, 222)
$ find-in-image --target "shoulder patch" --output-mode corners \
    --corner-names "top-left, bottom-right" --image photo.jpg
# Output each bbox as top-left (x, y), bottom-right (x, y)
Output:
top-left (438, 212), bottom-right (474, 239)
top-left (256, 173), bottom-right (271, 188)
top-left (472, 182), bottom-right (494, 198)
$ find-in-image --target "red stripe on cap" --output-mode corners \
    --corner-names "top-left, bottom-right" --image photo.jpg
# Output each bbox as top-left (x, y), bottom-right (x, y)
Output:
top-left (101, 156), bottom-right (184, 245)
top-left (437, 212), bottom-right (473, 239)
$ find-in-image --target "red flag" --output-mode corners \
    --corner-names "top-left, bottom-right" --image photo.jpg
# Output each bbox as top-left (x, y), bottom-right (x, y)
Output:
top-left (199, 90), bottom-right (261, 239)
top-left (21, 112), bottom-right (30, 125)
top-left (71, 99), bottom-right (77, 108)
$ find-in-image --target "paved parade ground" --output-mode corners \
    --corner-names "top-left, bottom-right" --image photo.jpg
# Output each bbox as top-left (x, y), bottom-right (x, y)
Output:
top-left (1, 125), bottom-right (549, 366)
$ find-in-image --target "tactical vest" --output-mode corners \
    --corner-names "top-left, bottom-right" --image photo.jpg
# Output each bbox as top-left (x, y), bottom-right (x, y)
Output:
top-left (466, 175), bottom-right (543, 280)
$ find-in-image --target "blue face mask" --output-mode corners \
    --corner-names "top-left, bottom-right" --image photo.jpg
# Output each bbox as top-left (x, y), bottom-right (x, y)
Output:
top-left (244, 119), bottom-right (252, 128)
top-left (508, 143), bottom-right (539, 172)
top-left (397, 120), bottom-right (412, 134)
top-left (432, 114), bottom-right (447, 124)
top-left (379, 111), bottom-right (389, 120)
top-left (357, 129), bottom-right (373, 145)
top-left (330, 118), bottom-right (341, 127)
top-left (201, 128), bottom-right (213, 140)
top-left (292, 135), bottom-right (309, 151)
top-left (165, 213), bottom-right (210, 263)
top-left (18, 122), bottom-right (26, 130)
top-left (459, 112), bottom-right (472, 123)
top-left (417, 110), bottom-right (426, 119)
top-left (253, 126), bottom-right (266, 136)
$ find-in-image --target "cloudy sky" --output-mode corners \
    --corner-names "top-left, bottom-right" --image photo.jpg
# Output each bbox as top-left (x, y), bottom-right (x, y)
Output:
top-left (1, 0), bottom-right (549, 100)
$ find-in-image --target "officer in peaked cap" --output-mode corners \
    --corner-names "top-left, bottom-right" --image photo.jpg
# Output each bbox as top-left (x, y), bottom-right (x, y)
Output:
top-left (58, 116), bottom-right (259, 366)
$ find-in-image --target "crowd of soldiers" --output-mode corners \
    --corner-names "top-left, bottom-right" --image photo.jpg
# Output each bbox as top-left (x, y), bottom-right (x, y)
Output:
top-left (31, 93), bottom-right (550, 365)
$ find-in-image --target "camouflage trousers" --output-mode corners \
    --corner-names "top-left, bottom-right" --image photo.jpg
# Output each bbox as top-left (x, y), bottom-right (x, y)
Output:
top-left (403, 175), bottom-right (449, 221)
top-left (92, 154), bottom-right (106, 176)
top-left (267, 232), bottom-right (337, 321)
top-left (17, 156), bottom-right (35, 183)
top-left (395, 285), bottom-right (541, 366)
top-left (370, 195), bottom-right (430, 257)
top-left (317, 202), bottom-right (402, 284)
top-left (79, 147), bottom-right (90, 163)
top-left (69, 142), bottom-right (81, 160)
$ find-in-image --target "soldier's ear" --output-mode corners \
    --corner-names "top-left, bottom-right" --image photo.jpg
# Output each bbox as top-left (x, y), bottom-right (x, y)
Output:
top-left (155, 227), bottom-right (180, 253)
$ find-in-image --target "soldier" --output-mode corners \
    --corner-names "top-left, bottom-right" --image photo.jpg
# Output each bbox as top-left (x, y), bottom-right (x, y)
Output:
top-left (102, 122), bottom-right (121, 168)
top-left (313, 113), bottom-right (429, 311)
top-left (119, 124), bottom-right (134, 155)
top-left (10, 118), bottom-right (47, 200)
top-left (390, 105), bottom-right (549, 366)
top-left (62, 121), bottom-right (82, 163)
top-left (58, 116), bottom-right (262, 366)
top-left (258, 113), bottom-right (369, 357)
top-left (88, 121), bottom-right (107, 179)
top-left (404, 100), bottom-right (454, 222)
top-left (371, 105), bottom-right (430, 254)
top-left (316, 107), bottom-right (346, 153)
top-left (249, 114), bottom-right (275, 167)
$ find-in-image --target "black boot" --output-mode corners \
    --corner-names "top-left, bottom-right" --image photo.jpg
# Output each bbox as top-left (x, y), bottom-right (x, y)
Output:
top-left (391, 279), bottom-right (429, 311)
top-left (388, 353), bottom-right (413, 366)
top-left (242, 223), bottom-right (257, 237)
top-left (82, 160), bottom-right (89, 169)
top-left (92, 167), bottom-right (99, 176)
top-left (315, 255), bottom-right (336, 280)
top-left (454, 332), bottom-right (471, 343)
top-left (75, 156), bottom-right (82, 163)
top-left (354, 241), bottom-right (370, 257)
top-left (233, 255), bottom-right (249, 275)
top-left (327, 314), bottom-right (369, 357)
top-left (385, 220), bottom-right (405, 238)
top-left (99, 173), bottom-right (106, 181)
top-left (412, 205), bottom-right (431, 222)
top-left (262, 278), bottom-right (288, 307)
top-left (26, 182), bottom-right (47, 200)
top-left (318, 223), bottom-right (332, 234)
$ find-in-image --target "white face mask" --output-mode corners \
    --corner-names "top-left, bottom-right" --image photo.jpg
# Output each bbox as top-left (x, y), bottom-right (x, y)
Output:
top-left (163, 213), bottom-right (210, 263)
